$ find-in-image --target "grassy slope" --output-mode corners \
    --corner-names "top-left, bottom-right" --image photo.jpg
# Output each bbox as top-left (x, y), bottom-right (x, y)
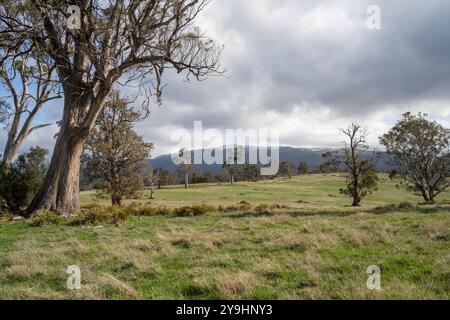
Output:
top-left (0, 174), bottom-right (449, 299)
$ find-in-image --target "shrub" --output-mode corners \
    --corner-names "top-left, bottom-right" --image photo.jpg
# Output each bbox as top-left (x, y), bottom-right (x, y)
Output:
top-left (0, 211), bottom-right (14, 221)
top-left (70, 207), bottom-right (130, 226)
top-left (30, 211), bottom-right (62, 227)
top-left (255, 204), bottom-right (270, 212)
top-left (110, 209), bottom-right (130, 226)
top-left (0, 147), bottom-right (48, 213)
top-left (81, 203), bottom-right (103, 210)
top-left (397, 201), bottom-right (415, 209)
top-left (219, 202), bottom-right (253, 213)
top-left (270, 203), bottom-right (288, 209)
top-left (130, 205), bottom-right (173, 216)
top-left (174, 204), bottom-right (215, 217)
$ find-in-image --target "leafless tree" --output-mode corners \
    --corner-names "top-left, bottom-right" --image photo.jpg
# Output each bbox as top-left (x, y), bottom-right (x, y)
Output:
top-left (0, 0), bottom-right (222, 215)
top-left (145, 169), bottom-right (160, 200)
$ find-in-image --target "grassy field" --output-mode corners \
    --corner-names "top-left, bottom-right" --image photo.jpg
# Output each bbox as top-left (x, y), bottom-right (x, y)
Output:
top-left (0, 174), bottom-right (449, 299)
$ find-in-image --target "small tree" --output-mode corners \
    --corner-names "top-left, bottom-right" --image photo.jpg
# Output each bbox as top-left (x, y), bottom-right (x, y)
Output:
top-left (155, 168), bottom-right (177, 188)
top-left (223, 147), bottom-right (243, 185)
top-left (82, 93), bottom-right (153, 206)
top-left (0, 147), bottom-right (48, 213)
top-left (319, 151), bottom-right (341, 173)
top-left (242, 164), bottom-right (261, 181)
top-left (380, 113), bottom-right (450, 203)
top-left (144, 169), bottom-right (160, 200)
top-left (340, 123), bottom-right (378, 206)
top-left (279, 161), bottom-right (296, 178)
top-left (177, 164), bottom-right (194, 188)
top-left (298, 161), bottom-right (309, 175)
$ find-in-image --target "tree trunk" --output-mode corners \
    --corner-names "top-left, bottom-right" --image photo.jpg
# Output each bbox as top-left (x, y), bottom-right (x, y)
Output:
top-left (185, 173), bottom-right (189, 188)
top-left (352, 198), bottom-right (360, 207)
top-left (428, 190), bottom-right (435, 204)
top-left (27, 127), bottom-right (85, 216)
top-left (112, 191), bottom-right (122, 206)
top-left (420, 188), bottom-right (430, 203)
top-left (1, 114), bottom-right (21, 167)
top-left (1, 143), bottom-right (16, 167)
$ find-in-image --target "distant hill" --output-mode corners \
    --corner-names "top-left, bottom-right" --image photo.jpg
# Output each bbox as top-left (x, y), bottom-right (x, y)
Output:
top-left (149, 146), bottom-right (393, 174)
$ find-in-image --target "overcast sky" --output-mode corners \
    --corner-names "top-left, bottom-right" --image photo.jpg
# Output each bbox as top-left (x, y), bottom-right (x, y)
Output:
top-left (2, 0), bottom-right (450, 158)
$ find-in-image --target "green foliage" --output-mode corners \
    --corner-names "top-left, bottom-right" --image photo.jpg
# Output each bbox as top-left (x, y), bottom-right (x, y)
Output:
top-left (70, 206), bottom-right (131, 226)
top-left (380, 112), bottom-right (450, 203)
top-left (155, 168), bottom-right (177, 186)
top-left (340, 168), bottom-right (379, 203)
top-left (279, 161), bottom-right (296, 178)
top-left (319, 151), bottom-right (341, 173)
top-left (82, 92), bottom-right (153, 206)
top-left (339, 123), bottom-right (379, 206)
top-left (30, 211), bottom-right (62, 227)
top-left (0, 147), bottom-right (48, 213)
top-left (132, 205), bottom-right (173, 216)
top-left (298, 161), bottom-right (309, 175)
top-left (241, 164), bottom-right (261, 182)
top-left (174, 204), bottom-right (216, 217)
top-left (191, 171), bottom-right (214, 184)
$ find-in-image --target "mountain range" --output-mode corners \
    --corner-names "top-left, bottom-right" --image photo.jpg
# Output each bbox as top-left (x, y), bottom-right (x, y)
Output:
top-left (149, 146), bottom-right (393, 174)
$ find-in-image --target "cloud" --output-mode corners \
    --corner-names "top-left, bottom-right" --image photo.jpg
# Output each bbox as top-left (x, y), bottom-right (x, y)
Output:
top-left (2, 0), bottom-right (450, 158)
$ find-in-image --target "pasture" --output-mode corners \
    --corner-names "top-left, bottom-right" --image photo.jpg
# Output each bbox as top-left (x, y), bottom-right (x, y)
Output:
top-left (0, 174), bottom-right (448, 299)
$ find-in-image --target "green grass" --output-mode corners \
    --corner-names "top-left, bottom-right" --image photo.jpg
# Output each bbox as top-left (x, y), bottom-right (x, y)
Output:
top-left (0, 174), bottom-right (449, 299)
top-left (81, 174), bottom-right (429, 208)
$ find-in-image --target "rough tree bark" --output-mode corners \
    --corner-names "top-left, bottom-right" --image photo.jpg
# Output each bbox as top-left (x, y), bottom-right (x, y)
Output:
top-left (27, 116), bottom-right (87, 215)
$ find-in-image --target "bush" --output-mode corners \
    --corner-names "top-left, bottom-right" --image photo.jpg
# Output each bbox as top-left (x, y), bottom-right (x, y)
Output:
top-left (110, 209), bottom-right (130, 225)
top-left (174, 204), bottom-right (215, 217)
top-left (397, 201), bottom-right (415, 209)
top-left (129, 205), bottom-right (173, 216)
top-left (0, 147), bottom-right (48, 213)
top-left (70, 207), bottom-right (130, 226)
top-left (0, 211), bottom-right (14, 221)
top-left (30, 211), bottom-right (62, 227)
top-left (219, 202), bottom-right (253, 213)
top-left (255, 204), bottom-right (269, 211)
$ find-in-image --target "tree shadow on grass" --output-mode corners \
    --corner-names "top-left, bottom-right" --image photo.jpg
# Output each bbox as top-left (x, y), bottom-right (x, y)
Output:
top-left (366, 203), bottom-right (450, 215)
top-left (226, 210), bottom-right (356, 219)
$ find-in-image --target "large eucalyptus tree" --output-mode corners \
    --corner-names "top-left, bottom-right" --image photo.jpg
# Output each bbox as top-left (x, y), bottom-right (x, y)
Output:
top-left (0, 0), bottom-right (222, 215)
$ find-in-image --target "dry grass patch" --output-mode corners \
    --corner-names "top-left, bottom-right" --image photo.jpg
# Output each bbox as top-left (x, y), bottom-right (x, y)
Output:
top-left (420, 220), bottom-right (449, 241)
top-left (132, 239), bottom-right (156, 252)
top-left (97, 274), bottom-right (139, 298)
top-left (254, 259), bottom-right (283, 280)
top-left (5, 264), bottom-right (48, 280)
top-left (216, 272), bottom-right (256, 299)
